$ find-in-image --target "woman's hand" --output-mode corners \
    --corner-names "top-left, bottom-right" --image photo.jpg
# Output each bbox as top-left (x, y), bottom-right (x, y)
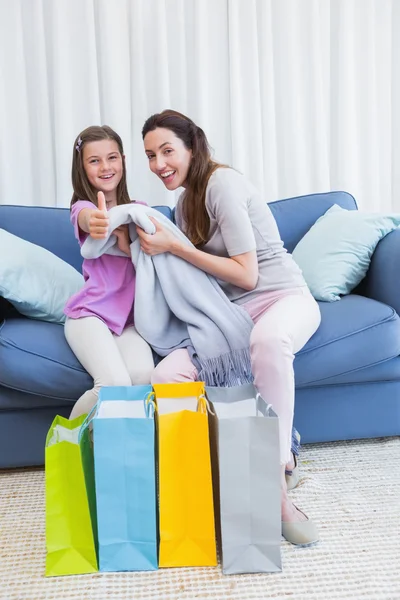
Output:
top-left (89, 191), bottom-right (109, 239)
top-left (136, 218), bottom-right (177, 256)
top-left (113, 224), bottom-right (131, 256)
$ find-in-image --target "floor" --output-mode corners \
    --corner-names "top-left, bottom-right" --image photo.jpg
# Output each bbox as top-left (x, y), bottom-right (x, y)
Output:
top-left (1, 437), bottom-right (399, 600)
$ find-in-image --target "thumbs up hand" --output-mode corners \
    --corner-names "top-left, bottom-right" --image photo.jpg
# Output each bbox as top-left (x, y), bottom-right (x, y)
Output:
top-left (89, 192), bottom-right (109, 239)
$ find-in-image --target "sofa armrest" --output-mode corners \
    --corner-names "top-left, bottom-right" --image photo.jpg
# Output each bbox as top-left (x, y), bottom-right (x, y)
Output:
top-left (364, 229), bottom-right (400, 314)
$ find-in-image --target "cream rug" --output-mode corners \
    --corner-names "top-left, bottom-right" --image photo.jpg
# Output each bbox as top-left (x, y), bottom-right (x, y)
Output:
top-left (1, 438), bottom-right (399, 600)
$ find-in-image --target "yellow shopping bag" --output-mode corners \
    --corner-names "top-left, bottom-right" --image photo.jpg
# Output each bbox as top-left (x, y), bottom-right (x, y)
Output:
top-left (45, 414), bottom-right (98, 576)
top-left (154, 382), bottom-right (217, 568)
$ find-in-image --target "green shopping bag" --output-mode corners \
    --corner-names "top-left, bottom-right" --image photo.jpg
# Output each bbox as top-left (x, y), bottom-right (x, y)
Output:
top-left (45, 414), bottom-right (98, 576)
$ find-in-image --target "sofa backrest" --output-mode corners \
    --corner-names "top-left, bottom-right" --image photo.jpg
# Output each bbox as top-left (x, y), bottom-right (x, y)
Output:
top-left (268, 191), bottom-right (357, 253)
top-left (0, 204), bottom-right (173, 272)
top-left (0, 191), bottom-right (357, 272)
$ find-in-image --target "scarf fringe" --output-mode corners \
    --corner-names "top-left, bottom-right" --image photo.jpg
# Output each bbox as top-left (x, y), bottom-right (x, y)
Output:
top-left (197, 348), bottom-right (254, 388)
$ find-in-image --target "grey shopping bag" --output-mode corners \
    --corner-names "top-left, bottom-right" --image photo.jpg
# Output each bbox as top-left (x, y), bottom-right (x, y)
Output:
top-left (206, 383), bottom-right (282, 575)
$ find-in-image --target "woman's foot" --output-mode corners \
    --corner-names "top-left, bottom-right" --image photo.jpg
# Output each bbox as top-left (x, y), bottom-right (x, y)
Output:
top-left (281, 467), bottom-right (319, 546)
top-left (281, 497), bottom-right (319, 546)
top-left (281, 495), bottom-right (307, 523)
top-left (285, 452), bottom-right (300, 491)
top-left (285, 454), bottom-right (295, 471)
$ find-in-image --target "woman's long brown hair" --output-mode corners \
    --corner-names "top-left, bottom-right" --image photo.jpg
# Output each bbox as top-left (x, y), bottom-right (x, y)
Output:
top-left (142, 110), bottom-right (223, 246)
top-left (70, 125), bottom-right (131, 208)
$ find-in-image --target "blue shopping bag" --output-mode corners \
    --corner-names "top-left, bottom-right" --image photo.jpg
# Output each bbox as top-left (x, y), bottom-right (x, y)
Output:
top-left (88, 385), bottom-right (158, 572)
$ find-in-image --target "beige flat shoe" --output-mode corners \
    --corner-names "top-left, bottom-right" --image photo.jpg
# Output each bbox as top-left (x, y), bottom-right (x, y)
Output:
top-left (282, 507), bottom-right (319, 547)
top-left (285, 453), bottom-right (300, 491)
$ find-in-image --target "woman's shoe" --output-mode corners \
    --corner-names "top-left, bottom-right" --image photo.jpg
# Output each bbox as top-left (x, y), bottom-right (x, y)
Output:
top-left (285, 453), bottom-right (300, 491)
top-left (282, 507), bottom-right (319, 547)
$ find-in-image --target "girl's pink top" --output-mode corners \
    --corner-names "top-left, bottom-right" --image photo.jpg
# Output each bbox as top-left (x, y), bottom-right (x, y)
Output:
top-left (64, 200), bottom-right (136, 335)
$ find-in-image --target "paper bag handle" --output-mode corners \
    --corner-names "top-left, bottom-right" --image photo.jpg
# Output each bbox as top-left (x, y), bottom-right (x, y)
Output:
top-left (78, 402), bottom-right (98, 442)
top-left (197, 394), bottom-right (214, 415)
top-left (255, 392), bottom-right (273, 416)
top-left (145, 391), bottom-right (156, 418)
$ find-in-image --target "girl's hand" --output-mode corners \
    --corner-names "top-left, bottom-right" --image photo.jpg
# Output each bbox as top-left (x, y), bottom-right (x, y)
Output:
top-left (136, 218), bottom-right (177, 256)
top-left (113, 225), bottom-right (131, 256)
top-left (89, 192), bottom-right (109, 239)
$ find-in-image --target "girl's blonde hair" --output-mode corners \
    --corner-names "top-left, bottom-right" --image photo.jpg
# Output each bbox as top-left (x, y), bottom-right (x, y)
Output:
top-left (70, 125), bottom-right (131, 207)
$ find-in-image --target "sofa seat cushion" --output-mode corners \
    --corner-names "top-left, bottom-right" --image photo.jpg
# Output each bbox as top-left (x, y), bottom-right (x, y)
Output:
top-left (295, 295), bottom-right (400, 387)
top-left (0, 316), bottom-right (92, 408)
top-left (2, 294), bottom-right (400, 408)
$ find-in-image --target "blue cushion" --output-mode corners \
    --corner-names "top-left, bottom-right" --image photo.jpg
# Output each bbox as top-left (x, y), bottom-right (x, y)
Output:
top-left (292, 204), bottom-right (400, 301)
top-left (295, 295), bottom-right (400, 386)
top-left (0, 317), bottom-right (92, 407)
top-left (2, 294), bottom-right (399, 408)
top-left (0, 228), bottom-right (84, 323)
top-left (0, 381), bottom-right (73, 411)
top-left (312, 354), bottom-right (400, 387)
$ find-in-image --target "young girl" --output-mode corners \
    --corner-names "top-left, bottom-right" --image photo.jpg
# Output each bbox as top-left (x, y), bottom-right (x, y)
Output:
top-left (139, 110), bottom-right (321, 547)
top-left (64, 125), bottom-right (154, 419)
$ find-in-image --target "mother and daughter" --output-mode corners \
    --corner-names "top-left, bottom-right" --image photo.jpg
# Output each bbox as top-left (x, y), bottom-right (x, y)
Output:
top-left (64, 111), bottom-right (321, 547)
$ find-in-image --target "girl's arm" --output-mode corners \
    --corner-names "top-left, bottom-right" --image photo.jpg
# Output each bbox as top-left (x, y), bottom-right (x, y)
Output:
top-left (113, 225), bottom-right (132, 256)
top-left (137, 220), bottom-right (259, 291)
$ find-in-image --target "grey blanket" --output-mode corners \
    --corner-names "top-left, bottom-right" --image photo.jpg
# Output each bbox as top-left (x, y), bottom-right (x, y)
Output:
top-left (81, 203), bottom-right (254, 386)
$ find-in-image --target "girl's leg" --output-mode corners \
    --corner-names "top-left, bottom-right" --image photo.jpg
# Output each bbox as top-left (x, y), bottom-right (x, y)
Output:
top-left (151, 348), bottom-right (198, 384)
top-left (247, 290), bottom-right (321, 523)
top-left (65, 316), bottom-right (132, 419)
top-left (113, 326), bottom-right (155, 385)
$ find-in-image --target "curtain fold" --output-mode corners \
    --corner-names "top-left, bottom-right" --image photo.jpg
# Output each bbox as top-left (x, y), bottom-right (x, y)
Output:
top-left (0, 0), bottom-right (399, 210)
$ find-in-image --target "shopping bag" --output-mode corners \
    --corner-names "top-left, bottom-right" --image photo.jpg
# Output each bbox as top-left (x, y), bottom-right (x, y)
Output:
top-left (153, 382), bottom-right (217, 567)
top-left (45, 414), bottom-right (98, 576)
top-left (206, 383), bottom-right (282, 574)
top-left (91, 385), bottom-right (158, 572)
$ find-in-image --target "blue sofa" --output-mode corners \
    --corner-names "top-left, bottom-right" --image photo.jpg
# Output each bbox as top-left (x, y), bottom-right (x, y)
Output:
top-left (1, 191), bottom-right (400, 468)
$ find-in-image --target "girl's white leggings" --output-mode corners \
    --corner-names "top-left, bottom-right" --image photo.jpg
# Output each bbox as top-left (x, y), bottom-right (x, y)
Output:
top-left (65, 316), bottom-right (154, 419)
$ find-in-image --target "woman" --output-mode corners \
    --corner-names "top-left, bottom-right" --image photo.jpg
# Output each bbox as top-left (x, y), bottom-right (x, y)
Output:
top-left (139, 110), bottom-right (321, 546)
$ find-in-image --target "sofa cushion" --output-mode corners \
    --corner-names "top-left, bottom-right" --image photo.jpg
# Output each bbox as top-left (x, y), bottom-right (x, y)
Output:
top-left (0, 316), bottom-right (92, 408)
top-left (295, 295), bottom-right (400, 387)
top-left (0, 228), bottom-right (84, 323)
top-left (291, 205), bottom-right (400, 302)
top-left (2, 294), bottom-right (399, 409)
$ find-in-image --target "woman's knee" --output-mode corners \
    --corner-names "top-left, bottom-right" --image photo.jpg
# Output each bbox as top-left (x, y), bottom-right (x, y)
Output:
top-left (250, 330), bottom-right (291, 358)
top-left (151, 362), bottom-right (173, 384)
top-left (151, 355), bottom-right (197, 385)
top-left (150, 349), bottom-right (197, 385)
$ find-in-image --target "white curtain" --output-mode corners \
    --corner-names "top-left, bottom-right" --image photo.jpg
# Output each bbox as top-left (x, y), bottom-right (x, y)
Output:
top-left (0, 0), bottom-right (399, 211)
